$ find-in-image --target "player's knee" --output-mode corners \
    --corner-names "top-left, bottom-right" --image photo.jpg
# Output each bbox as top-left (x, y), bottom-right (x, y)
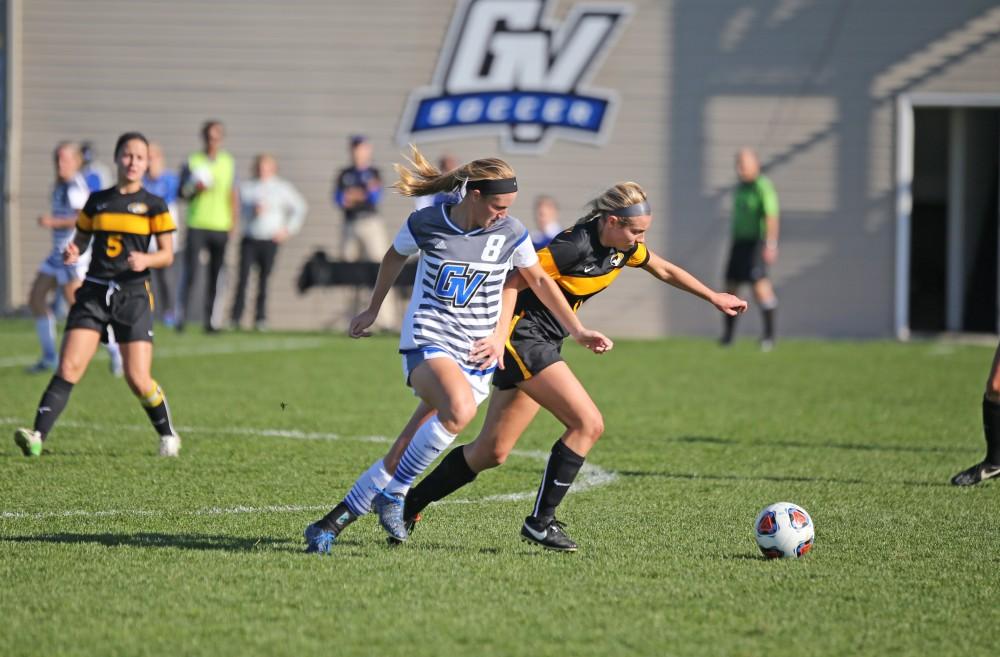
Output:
top-left (440, 399), bottom-right (476, 433)
top-left (575, 409), bottom-right (604, 443)
top-left (56, 357), bottom-right (85, 382)
top-left (485, 444), bottom-right (510, 468)
top-left (124, 371), bottom-right (152, 397)
top-left (28, 294), bottom-right (48, 315)
top-left (986, 378), bottom-right (1000, 401)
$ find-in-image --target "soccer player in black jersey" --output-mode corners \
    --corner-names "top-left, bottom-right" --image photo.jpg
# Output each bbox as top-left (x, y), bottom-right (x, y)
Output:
top-left (312, 182), bottom-right (748, 551)
top-left (14, 132), bottom-right (182, 458)
top-left (951, 340), bottom-right (1000, 486)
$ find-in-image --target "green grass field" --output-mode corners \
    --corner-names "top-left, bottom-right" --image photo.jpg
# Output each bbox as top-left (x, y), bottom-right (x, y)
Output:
top-left (1, 318), bottom-right (998, 657)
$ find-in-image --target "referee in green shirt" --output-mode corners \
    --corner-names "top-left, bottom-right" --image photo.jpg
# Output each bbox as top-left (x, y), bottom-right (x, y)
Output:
top-left (721, 148), bottom-right (779, 350)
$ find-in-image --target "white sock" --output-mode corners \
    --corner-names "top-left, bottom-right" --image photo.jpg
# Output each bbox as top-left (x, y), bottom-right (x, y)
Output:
top-left (105, 341), bottom-right (121, 363)
top-left (385, 417), bottom-right (457, 496)
top-left (342, 459), bottom-right (392, 517)
top-left (35, 315), bottom-right (57, 363)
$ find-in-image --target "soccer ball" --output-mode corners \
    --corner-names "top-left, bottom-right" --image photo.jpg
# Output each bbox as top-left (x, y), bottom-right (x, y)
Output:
top-left (190, 167), bottom-right (214, 190)
top-left (754, 502), bottom-right (814, 559)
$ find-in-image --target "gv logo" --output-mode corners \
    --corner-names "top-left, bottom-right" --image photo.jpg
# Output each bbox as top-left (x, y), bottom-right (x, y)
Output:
top-left (398, 0), bottom-right (632, 153)
top-left (435, 262), bottom-right (489, 307)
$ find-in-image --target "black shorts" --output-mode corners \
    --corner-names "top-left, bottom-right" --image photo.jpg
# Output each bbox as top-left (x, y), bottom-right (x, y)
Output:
top-left (725, 240), bottom-right (767, 283)
top-left (492, 320), bottom-right (564, 390)
top-left (66, 279), bottom-right (155, 343)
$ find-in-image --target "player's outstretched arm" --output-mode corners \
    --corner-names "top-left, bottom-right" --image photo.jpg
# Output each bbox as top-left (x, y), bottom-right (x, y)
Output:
top-left (642, 252), bottom-right (748, 316)
top-left (519, 261), bottom-right (613, 354)
top-left (349, 246), bottom-right (409, 338)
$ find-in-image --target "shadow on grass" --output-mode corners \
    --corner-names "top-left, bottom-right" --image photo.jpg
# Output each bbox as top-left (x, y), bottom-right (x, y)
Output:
top-left (673, 435), bottom-right (968, 455)
top-left (720, 553), bottom-right (766, 561)
top-left (2, 532), bottom-right (301, 553)
top-left (617, 469), bottom-right (952, 488)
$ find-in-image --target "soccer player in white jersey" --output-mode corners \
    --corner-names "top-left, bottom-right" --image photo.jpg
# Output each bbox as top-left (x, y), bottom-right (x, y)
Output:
top-left (304, 146), bottom-right (613, 551)
top-left (27, 142), bottom-right (122, 376)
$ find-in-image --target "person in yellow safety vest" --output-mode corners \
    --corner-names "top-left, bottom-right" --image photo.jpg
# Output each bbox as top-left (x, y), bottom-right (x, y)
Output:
top-left (176, 119), bottom-right (238, 333)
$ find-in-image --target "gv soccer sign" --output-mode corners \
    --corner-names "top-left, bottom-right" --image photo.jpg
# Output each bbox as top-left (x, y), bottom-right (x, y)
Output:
top-left (397, 0), bottom-right (632, 154)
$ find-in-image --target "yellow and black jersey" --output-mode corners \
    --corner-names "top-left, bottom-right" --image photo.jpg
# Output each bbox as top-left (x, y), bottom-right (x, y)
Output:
top-left (77, 187), bottom-right (175, 282)
top-left (514, 219), bottom-right (650, 342)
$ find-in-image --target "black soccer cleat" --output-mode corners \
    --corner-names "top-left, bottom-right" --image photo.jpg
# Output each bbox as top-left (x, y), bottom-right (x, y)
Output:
top-left (520, 516), bottom-right (578, 552)
top-left (386, 513), bottom-right (422, 547)
top-left (951, 461), bottom-right (1000, 486)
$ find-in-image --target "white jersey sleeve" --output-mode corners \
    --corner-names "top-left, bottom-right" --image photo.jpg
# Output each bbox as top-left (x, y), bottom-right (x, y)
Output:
top-left (68, 174), bottom-right (90, 211)
top-left (392, 219), bottom-right (419, 256)
top-left (511, 232), bottom-right (539, 269)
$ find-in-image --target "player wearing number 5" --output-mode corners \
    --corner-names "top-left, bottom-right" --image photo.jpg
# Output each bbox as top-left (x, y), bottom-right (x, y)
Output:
top-left (14, 132), bottom-right (182, 458)
top-left (304, 146), bottom-right (612, 552)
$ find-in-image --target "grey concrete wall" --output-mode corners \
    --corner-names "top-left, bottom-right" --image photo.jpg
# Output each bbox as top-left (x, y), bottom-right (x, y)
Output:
top-left (666, 1), bottom-right (1000, 338)
top-left (8, 0), bottom-right (1000, 337)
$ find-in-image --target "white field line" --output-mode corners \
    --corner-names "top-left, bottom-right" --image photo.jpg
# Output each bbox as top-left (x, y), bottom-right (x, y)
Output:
top-left (0, 420), bottom-right (617, 521)
top-left (0, 337), bottom-right (329, 369)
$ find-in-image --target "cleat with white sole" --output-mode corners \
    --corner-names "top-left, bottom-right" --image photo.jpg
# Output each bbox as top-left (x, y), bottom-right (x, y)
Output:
top-left (14, 428), bottom-right (43, 457)
top-left (158, 434), bottom-right (181, 457)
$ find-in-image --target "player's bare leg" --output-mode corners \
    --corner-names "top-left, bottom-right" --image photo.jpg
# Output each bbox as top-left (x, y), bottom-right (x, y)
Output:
top-left (121, 341), bottom-right (179, 456)
top-left (14, 328), bottom-right (100, 456)
top-left (516, 362), bottom-right (603, 552)
top-left (27, 274), bottom-right (59, 372)
top-left (304, 401), bottom-right (435, 553)
top-left (402, 388), bottom-right (541, 529)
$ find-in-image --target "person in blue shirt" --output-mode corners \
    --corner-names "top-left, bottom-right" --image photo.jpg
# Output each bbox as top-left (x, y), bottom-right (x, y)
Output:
top-left (143, 142), bottom-right (180, 326)
top-left (531, 195), bottom-right (562, 250)
top-left (80, 140), bottom-right (113, 192)
top-left (333, 135), bottom-right (395, 328)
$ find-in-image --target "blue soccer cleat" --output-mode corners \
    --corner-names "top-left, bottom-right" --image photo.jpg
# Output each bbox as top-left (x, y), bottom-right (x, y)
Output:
top-left (373, 490), bottom-right (408, 542)
top-left (303, 523), bottom-right (336, 554)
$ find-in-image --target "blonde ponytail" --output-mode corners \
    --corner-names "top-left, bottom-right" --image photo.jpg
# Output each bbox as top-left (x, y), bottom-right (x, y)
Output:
top-left (392, 144), bottom-right (516, 198)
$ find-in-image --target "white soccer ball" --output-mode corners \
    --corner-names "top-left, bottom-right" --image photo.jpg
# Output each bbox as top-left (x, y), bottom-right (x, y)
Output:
top-left (754, 501), bottom-right (814, 559)
top-left (190, 167), bottom-right (214, 190)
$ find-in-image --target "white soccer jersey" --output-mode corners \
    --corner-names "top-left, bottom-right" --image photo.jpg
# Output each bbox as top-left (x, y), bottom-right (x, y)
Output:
top-left (394, 203), bottom-right (537, 371)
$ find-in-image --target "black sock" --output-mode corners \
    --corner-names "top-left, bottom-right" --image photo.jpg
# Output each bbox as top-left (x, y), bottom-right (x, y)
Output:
top-left (33, 375), bottom-right (74, 438)
top-left (315, 501), bottom-right (357, 534)
top-left (722, 315), bottom-right (737, 344)
top-left (405, 446), bottom-right (478, 519)
top-left (762, 307), bottom-right (776, 342)
top-left (983, 396), bottom-right (1000, 466)
top-left (531, 440), bottom-right (585, 525)
top-left (138, 382), bottom-right (177, 437)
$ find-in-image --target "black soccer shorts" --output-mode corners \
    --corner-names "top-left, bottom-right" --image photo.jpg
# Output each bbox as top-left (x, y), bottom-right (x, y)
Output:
top-left (725, 239), bottom-right (767, 283)
top-left (66, 279), bottom-right (155, 343)
top-left (493, 323), bottom-right (564, 390)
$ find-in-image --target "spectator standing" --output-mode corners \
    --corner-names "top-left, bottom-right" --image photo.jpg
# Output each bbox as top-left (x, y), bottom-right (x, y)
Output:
top-left (333, 134), bottom-right (394, 328)
top-left (334, 134), bottom-right (385, 261)
top-left (80, 140), bottom-right (113, 191)
top-left (230, 154), bottom-right (307, 331)
top-left (143, 142), bottom-right (180, 326)
top-left (531, 195), bottom-right (562, 250)
top-left (176, 120), bottom-right (238, 333)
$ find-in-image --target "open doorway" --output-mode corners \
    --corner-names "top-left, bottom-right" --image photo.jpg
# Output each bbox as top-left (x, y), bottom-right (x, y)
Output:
top-left (908, 106), bottom-right (999, 334)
